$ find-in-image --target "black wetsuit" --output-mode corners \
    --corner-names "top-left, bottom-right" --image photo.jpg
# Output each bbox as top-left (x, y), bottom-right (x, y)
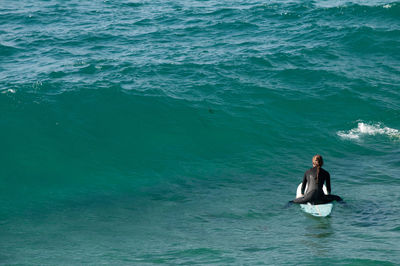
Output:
top-left (291, 167), bottom-right (342, 204)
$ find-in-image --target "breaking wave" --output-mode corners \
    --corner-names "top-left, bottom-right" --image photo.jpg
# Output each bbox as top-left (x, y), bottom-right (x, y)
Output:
top-left (337, 122), bottom-right (400, 140)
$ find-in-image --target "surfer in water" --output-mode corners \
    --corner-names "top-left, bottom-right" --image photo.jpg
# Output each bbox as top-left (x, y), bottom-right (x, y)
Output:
top-left (290, 155), bottom-right (343, 204)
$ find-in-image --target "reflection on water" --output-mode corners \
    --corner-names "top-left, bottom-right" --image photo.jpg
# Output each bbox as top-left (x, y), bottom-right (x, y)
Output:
top-left (302, 217), bottom-right (334, 256)
top-left (305, 217), bottom-right (333, 238)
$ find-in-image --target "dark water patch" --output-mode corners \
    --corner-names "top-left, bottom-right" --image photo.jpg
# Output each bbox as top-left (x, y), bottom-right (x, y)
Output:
top-left (120, 1), bottom-right (145, 8)
top-left (204, 7), bottom-right (240, 18)
top-left (350, 200), bottom-right (397, 228)
top-left (241, 246), bottom-right (277, 253)
top-left (340, 26), bottom-right (400, 55)
top-left (389, 226), bottom-right (400, 232)
top-left (0, 43), bottom-right (21, 56)
top-left (48, 70), bottom-right (67, 78)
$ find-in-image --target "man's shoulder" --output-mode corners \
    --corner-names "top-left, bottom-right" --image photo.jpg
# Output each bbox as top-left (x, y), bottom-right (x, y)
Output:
top-left (321, 168), bottom-right (330, 175)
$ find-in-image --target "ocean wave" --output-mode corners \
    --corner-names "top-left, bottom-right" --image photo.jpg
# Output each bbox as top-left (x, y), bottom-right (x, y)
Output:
top-left (0, 43), bottom-right (21, 56)
top-left (337, 122), bottom-right (400, 140)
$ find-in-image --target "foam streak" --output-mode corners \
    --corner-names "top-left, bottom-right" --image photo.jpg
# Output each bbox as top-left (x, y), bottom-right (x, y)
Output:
top-left (337, 122), bottom-right (400, 140)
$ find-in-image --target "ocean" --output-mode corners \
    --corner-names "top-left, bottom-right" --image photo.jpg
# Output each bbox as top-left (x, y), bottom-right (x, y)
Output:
top-left (0, 0), bottom-right (399, 264)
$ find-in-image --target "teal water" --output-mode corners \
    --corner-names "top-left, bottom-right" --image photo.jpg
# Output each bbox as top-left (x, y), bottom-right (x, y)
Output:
top-left (1, 0), bottom-right (399, 264)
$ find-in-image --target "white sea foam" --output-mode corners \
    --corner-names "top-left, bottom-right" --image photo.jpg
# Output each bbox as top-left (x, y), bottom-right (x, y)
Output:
top-left (1, 89), bottom-right (16, 94)
top-left (337, 122), bottom-right (400, 140)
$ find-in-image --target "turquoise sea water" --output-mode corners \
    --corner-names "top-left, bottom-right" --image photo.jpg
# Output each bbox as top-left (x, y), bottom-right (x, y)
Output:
top-left (1, 0), bottom-right (399, 264)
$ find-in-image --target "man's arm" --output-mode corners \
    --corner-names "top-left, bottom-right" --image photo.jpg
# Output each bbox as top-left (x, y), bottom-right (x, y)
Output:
top-left (326, 172), bottom-right (331, 194)
top-left (301, 172), bottom-right (307, 195)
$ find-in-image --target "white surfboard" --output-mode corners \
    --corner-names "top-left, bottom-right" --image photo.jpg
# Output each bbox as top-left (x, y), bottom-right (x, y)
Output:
top-left (296, 183), bottom-right (333, 217)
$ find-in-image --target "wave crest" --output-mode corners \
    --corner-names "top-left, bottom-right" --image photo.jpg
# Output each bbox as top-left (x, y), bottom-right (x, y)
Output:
top-left (337, 122), bottom-right (400, 140)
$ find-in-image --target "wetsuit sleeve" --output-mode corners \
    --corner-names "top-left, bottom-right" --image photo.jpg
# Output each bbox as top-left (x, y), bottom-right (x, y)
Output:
top-left (326, 172), bottom-right (331, 194)
top-left (301, 172), bottom-right (307, 195)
